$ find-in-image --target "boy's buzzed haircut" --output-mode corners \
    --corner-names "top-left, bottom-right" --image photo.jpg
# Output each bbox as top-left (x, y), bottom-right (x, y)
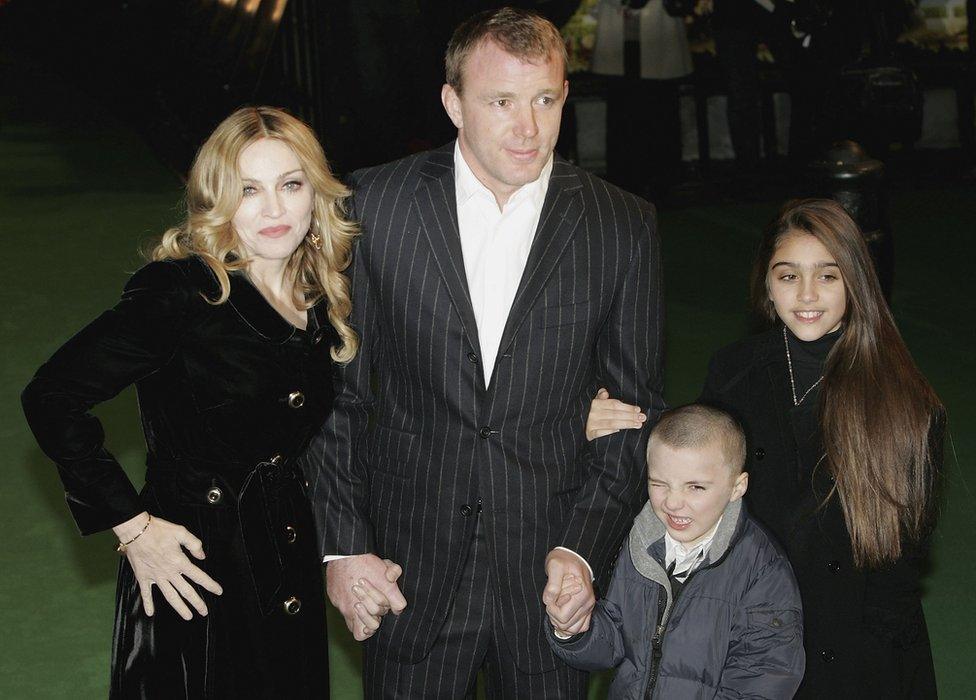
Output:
top-left (648, 404), bottom-right (747, 473)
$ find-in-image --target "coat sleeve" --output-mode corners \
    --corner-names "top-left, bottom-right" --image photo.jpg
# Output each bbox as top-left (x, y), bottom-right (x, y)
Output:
top-left (717, 555), bottom-right (806, 699)
top-left (301, 185), bottom-right (378, 557)
top-left (558, 202), bottom-right (666, 584)
top-left (21, 261), bottom-right (192, 534)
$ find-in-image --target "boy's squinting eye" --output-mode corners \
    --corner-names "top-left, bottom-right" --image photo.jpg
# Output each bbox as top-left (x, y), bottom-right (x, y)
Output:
top-left (689, 485), bottom-right (706, 491)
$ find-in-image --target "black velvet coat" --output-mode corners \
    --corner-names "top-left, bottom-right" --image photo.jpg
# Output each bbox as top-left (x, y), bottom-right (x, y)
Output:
top-left (700, 328), bottom-right (940, 699)
top-left (22, 256), bottom-right (335, 698)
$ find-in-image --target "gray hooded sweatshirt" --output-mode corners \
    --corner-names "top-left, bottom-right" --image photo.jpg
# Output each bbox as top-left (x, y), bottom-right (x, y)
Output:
top-left (549, 499), bottom-right (805, 699)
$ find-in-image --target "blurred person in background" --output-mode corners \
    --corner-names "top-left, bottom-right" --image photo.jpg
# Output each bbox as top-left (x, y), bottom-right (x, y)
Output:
top-left (591, 0), bottom-right (694, 199)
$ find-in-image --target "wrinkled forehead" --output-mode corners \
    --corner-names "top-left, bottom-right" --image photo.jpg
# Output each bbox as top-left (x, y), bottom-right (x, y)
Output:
top-left (237, 138), bottom-right (303, 177)
top-left (461, 39), bottom-right (565, 84)
top-left (647, 438), bottom-right (738, 478)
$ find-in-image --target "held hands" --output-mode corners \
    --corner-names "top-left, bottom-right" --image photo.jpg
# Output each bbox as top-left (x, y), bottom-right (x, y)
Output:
top-left (113, 511), bottom-right (223, 620)
top-left (546, 573), bottom-right (585, 638)
top-left (543, 548), bottom-right (596, 638)
top-left (326, 554), bottom-right (406, 641)
top-left (585, 388), bottom-right (645, 442)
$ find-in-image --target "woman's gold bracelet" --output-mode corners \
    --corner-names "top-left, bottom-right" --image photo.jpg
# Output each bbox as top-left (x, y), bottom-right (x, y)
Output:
top-left (116, 515), bottom-right (152, 554)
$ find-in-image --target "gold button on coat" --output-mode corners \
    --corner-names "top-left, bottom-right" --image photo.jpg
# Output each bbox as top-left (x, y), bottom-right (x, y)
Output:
top-left (206, 487), bottom-right (223, 504)
top-left (287, 391), bottom-right (305, 408)
top-left (283, 596), bottom-right (301, 615)
top-left (270, 454), bottom-right (284, 466)
top-left (285, 525), bottom-right (297, 543)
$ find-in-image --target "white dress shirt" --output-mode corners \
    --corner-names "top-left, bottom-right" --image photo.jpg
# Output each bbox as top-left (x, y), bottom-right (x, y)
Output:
top-left (454, 141), bottom-right (552, 383)
top-left (454, 144), bottom-right (592, 579)
top-left (326, 146), bottom-right (590, 579)
top-left (664, 517), bottom-right (722, 580)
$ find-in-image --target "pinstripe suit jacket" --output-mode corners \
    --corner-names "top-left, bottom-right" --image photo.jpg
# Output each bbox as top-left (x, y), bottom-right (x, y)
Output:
top-left (303, 143), bottom-right (665, 672)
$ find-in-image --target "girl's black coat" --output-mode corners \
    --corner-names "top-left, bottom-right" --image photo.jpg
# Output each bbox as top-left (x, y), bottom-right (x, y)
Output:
top-left (700, 328), bottom-right (940, 699)
top-left (22, 257), bottom-right (335, 698)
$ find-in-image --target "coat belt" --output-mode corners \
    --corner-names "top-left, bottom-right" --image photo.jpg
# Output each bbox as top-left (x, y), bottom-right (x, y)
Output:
top-left (144, 454), bottom-right (303, 615)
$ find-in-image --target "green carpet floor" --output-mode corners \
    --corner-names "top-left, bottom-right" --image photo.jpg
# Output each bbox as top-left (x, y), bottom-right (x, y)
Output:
top-left (2, 61), bottom-right (974, 698)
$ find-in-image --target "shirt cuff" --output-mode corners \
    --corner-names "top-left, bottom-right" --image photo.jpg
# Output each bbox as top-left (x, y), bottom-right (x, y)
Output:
top-left (322, 554), bottom-right (352, 563)
top-left (554, 546), bottom-right (594, 581)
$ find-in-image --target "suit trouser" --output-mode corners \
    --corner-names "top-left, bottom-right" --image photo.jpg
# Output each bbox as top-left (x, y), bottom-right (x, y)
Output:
top-left (362, 516), bottom-right (587, 699)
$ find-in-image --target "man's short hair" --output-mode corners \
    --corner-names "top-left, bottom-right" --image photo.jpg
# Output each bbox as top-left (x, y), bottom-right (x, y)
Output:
top-left (648, 404), bottom-right (747, 473)
top-left (445, 6), bottom-right (568, 94)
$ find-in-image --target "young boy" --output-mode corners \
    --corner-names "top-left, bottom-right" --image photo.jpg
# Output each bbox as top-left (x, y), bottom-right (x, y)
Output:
top-left (546, 404), bottom-right (805, 698)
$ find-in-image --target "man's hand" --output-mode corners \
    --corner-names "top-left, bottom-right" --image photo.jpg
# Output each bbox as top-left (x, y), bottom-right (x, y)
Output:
top-left (542, 548), bottom-right (595, 636)
top-left (326, 554), bottom-right (407, 641)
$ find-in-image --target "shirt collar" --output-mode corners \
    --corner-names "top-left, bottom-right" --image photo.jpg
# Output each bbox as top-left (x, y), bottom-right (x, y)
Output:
top-left (664, 516), bottom-right (723, 567)
top-left (453, 140), bottom-right (553, 211)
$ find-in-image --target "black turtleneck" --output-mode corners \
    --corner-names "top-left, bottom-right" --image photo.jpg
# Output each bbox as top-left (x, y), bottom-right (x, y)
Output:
top-left (785, 325), bottom-right (842, 401)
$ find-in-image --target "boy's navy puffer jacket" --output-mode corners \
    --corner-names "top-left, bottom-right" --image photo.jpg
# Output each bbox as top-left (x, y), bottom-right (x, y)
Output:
top-left (549, 498), bottom-right (805, 699)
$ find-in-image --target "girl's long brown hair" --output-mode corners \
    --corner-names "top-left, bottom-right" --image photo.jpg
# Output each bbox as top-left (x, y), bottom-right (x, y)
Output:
top-left (751, 199), bottom-right (943, 568)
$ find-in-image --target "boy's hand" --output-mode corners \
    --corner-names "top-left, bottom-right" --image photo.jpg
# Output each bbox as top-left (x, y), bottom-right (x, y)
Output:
top-left (547, 573), bottom-right (585, 638)
top-left (543, 549), bottom-right (595, 636)
top-left (553, 572), bottom-right (583, 607)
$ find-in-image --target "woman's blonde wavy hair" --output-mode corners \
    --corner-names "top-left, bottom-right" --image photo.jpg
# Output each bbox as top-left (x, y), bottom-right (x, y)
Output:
top-left (151, 106), bottom-right (358, 363)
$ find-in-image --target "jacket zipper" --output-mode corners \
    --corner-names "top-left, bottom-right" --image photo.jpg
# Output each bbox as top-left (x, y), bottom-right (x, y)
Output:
top-left (641, 509), bottom-right (746, 697)
top-left (644, 569), bottom-right (703, 698)
top-left (644, 588), bottom-right (668, 698)
top-left (646, 625), bottom-right (666, 697)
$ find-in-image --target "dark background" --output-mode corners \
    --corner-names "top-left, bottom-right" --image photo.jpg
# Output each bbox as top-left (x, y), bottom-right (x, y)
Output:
top-left (1, 1), bottom-right (973, 697)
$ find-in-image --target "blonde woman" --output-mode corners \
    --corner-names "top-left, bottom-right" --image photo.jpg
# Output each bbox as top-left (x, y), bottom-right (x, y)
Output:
top-left (21, 107), bottom-right (385, 696)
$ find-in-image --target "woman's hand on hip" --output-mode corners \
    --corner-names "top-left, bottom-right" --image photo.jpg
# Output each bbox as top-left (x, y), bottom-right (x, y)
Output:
top-left (113, 512), bottom-right (223, 620)
top-left (585, 388), bottom-right (646, 441)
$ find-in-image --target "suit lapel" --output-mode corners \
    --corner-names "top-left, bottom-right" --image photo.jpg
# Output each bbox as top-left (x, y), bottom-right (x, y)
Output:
top-left (494, 158), bottom-right (584, 371)
top-left (413, 144), bottom-right (483, 363)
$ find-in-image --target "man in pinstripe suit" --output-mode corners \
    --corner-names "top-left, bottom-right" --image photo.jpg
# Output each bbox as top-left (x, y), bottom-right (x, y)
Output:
top-left (303, 7), bottom-right (664, 698)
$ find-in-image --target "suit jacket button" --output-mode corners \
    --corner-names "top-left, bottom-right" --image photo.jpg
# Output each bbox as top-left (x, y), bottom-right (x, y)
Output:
top-left (287, 391), bottom-right (305, 409)
top-left (206, 487), bottom-right (223, 505)
top-left (283, 596), bottom-right (302, 615)
top-left (754, 447), bottom-right (765, 460)
top-left (285, 525), bottom-right (298, 544)
top-left (820, 649), bottom-right (835, 663)
top-left (827, 560), bottom-right (841, 573)
top-left (467, 352), bottom-right (479, 364)
top-left (479, 426), bottom-right (492, 439)
top-left (270, 454), bottom-right (284, 466)
top-left (459, 504), bottom-right (473, 517)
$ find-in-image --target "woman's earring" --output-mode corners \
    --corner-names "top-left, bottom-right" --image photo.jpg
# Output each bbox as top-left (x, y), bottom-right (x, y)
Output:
top-left (307, 230), bottom-right (323, 251)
